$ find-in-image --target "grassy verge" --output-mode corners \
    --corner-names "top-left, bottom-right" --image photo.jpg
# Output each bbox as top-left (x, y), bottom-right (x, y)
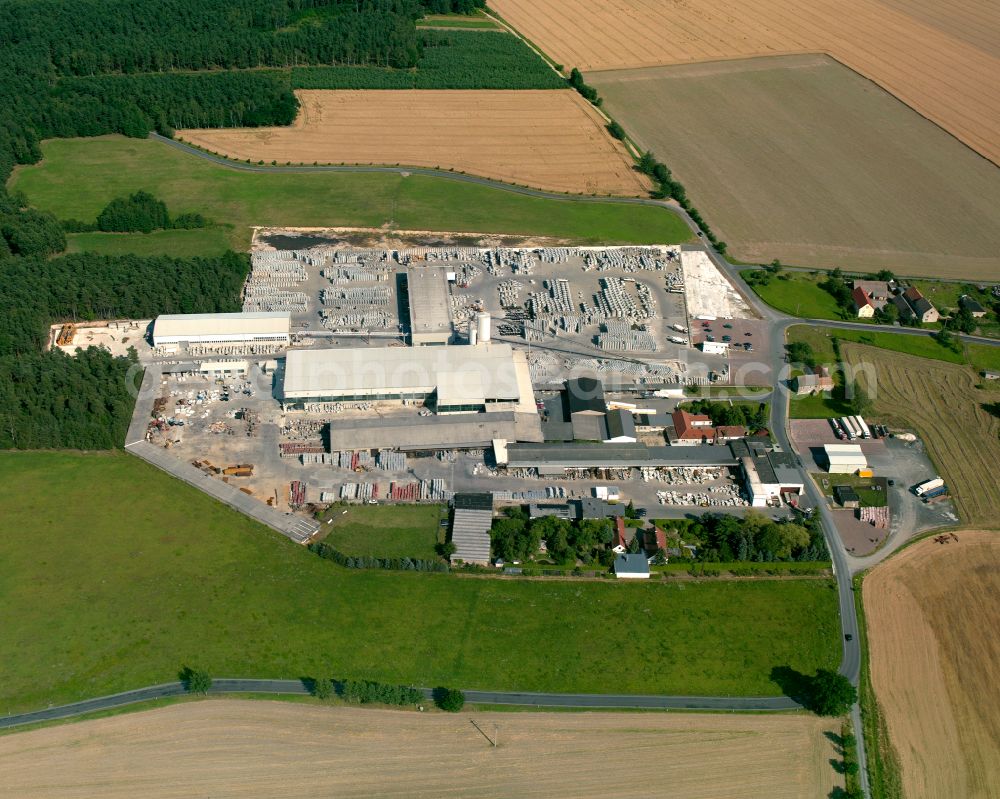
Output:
top-left (786, 324), bottom-right (966, 366)
top-left (853, 573), bottom-right (904, 799)
top-left (656, 561), bottom-right (831, 576)
top-left (417, 13), bottom-right (499, 29)
top-left (11, 137), bottom-right (692, 255)
top-left (0, 451), bottom-right (840, 714)
top-left (316, 503), bottom-right (445, 560)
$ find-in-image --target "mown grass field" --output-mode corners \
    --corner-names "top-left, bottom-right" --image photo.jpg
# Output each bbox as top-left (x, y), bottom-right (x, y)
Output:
top-left (317, 504), bottom-right (445, 560)
top-left (66, 228), bottom-right (231, 257)
top-left (740, 271), bottom-right (845, 320)
top-left (10, 137), bottom-right (691, 255)
top-left (0, 451), bottom-right (840, 714)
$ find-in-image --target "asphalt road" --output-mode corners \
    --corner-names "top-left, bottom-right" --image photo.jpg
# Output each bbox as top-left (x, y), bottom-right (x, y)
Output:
top-left (0, 680), bottom-right (799, 730)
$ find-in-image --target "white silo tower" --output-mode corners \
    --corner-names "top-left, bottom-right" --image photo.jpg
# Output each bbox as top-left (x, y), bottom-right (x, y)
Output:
top-left (476, 311), bottom-right (492, 343)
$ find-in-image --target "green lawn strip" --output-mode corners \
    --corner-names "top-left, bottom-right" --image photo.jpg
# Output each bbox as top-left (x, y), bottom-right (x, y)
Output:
top-left (66, 227), bottom-right (231, 257)
top-left (853, 573), bottom-right (905, 799)
top-left (740, 270), bottom-right (846, 320)
top-left (317, 504), bottom-right (444, 560)
top-left (786, 324), bottom-right (965, 365)
top-left (655, 561), bottom-right (831, 576)
top-left (11, 137), bottom-right (691, 254)
top-left (810, 473), bottom-right (888, 508)
top-left (417, 14), bottom-right (499, 29)
top-left (0, 451), bottom-right (839, 713)
top-left (967, 343), bottom-right (1000, 374)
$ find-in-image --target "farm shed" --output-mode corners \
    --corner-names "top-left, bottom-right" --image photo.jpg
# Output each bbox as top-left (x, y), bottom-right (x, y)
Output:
top-left (152, 312), bottom-right (290, 347)
top-left (824, 444), bottom-right (868, 474)
top-left (834, 485), bottom-right (861, 509)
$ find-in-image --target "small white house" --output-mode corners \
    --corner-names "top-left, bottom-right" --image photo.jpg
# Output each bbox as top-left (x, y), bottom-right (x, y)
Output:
top-left (614, 553), bottom-right (650, 579)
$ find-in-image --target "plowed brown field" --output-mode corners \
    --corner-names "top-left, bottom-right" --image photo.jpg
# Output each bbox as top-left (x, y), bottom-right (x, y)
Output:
top-left (864, 531), bottom-right (1000, 798)
top-left (842, 344), bottom-right (1000, 527)
top-left (178, 90), bottom-right (649, 196)
top-left (0, 700), bottom-right (842, 798)
top-left (589, 55), bottom-right (1000, 277)
top-left (491, 0), bottom-right (1000, 165)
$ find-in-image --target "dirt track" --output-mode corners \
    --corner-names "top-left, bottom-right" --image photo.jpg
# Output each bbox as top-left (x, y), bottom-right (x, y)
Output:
top-left (864, 531), bottom-right (1000, 798)
top-left (178, 90), bottom-right (649, 196)
top-left (0, 700), bottom-right (841, 798)
top-left (491, 0), bottom-right (1000, 166)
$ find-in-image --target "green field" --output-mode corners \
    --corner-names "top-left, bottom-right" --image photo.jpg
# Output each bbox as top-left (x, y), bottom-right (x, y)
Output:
top-left (66, 228), bottom-right (231, 257)
top-left (318, 504), bottom-right (445, 560)
top-left (10, 137), bottom-right (691, 255)
top-left (740, 271), bottom-right (845, 320)
top-left (417, 13), bottom-right (499, 29)
top-left (0, 451), bottom-right (840, 713)
top-left (787, 325), bottom-right (966, 366)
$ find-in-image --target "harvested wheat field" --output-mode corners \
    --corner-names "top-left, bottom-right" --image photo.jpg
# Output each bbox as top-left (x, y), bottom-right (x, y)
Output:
top-left (864, 531), bottom-right (1000, 798)
top-left (178, 90), bottom-right (649, 196)
top-left (842, 344), bottom-right (1000, 526)
top-left (0, 699), bottom-right (842, 798)
top-left (589, 55), bottom-right (1000, 277)
top-left (492, 0), bottom-right (1000, 165)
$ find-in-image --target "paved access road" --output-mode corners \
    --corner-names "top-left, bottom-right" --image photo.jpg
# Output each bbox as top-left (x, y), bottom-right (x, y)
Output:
top-left (0, 680), bottom-right (799, 730)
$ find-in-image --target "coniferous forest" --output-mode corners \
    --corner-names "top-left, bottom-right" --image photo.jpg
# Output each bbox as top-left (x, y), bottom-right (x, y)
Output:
top-left (0, 0), bottom-right (483, 449)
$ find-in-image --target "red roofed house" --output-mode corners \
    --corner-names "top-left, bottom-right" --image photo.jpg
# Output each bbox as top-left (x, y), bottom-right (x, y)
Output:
top-left (852, 286), bottom-right (875, 318)
top-left (670, 409), bottom-right (714, 446)
top-left (644, 525), bottom-right (669, 561)
top-left (611, 517), bottom-right (629, 554)
top-left (714, 425), bottom-right (747, 444)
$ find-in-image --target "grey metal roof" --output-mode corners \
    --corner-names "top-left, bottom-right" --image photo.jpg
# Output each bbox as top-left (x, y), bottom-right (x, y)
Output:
top-left (505, 442), bottom-right (738, 468)
top-left (572, 413), bottom-right (608, 441)
top-left (575, 498), bottom-right (625, 519)
top-left (605, 409), bottom-right (636, 440)
top-left (565, 377), bottom-right (607, 414)
top-left (450, 506), bottom-right (493, 565)
top-left (614, 553), bottom-right (650, 575)
top-left (154, 312), bottom-right (290, 338)
top-left (406, 266), bottom-right (452, 336)
top-left (454, 493), bottom-right (493, 511)
top-left (960, 295), bottom-right (985, 313)
top-left (326, 412), bottom-right (530, 451)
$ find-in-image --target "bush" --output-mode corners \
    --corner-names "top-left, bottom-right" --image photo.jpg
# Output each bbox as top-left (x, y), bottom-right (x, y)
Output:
top-left (179, 666), bottom-right (212, 694)
top-left (311, 677), bottom-right (333, 700)
top-left (606, 121), bottom-right (626, 140)
top-left (434, 687), bottom-right (465, 712)
top-left (342, 679), bottom-right (424, 706)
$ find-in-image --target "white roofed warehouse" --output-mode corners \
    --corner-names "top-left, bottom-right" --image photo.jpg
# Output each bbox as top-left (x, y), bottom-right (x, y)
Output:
top-left (280, 342), bottom-right (535, 414)
top-left (823, 443), bottom-right (868, 474)
top-left (152, 312), bottom-right (290, 347)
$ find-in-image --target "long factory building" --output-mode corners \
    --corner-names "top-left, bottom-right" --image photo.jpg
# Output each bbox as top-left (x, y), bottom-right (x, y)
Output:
top-left (152, 312), bottom-right (291, 347)
top-left (280, 342), bottom-right (535, 414)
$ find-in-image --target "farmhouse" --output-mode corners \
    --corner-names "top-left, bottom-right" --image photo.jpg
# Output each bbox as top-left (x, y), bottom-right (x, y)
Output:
top-left (610, 517), bottom-right (630, 554)
top-left (450, 493), bottom-right (494, 566)
top-left (959, 295), bottom-right (986, 318)
top-left (152, 312), bottom-right (291, 347)
top-left (793, 371), bottom-right (834, 396)
top-left (852, 286), bottom-right (876, 318)
top-left (669, 409), bottom-right (714, 446)
top-left (824, 443), bottom-right (868, 474)
top-left (898, 287), bottom-right (939, 324)
top-left (852, 280), bottom-right (891, 307)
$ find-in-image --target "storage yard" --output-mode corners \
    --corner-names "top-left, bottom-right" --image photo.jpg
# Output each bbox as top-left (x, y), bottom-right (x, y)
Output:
top-left (864, 531), bottom-right (1000, 799)
top-left (491, 0), bottom-right (1000, 166)
top-left (177, 90), bottom-right (650, 196)
top-left (130, 242), bottom-right (775, 525)
top-left (590, 55), bottom-right (1000, 277)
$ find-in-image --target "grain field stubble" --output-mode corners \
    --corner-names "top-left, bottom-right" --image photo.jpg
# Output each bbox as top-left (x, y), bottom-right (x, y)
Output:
top-left (178, 90), bottom-right (650, 196)
top-left (864, 532), bottom-right (1000, 798)
top-left (491, 0), bottom-right (1000, 165)
top-left (0, 700), bottom-right (842, 799)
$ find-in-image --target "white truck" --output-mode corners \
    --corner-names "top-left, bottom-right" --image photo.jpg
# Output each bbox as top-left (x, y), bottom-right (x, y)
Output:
top-left (915, 477), bottom-right (944, 496)
top-left (670, 324), bottom-right (688, 333)
top-left (667, 336), bottom-right (688, 345)
top-left (852, 415), bottom-right (872, 439)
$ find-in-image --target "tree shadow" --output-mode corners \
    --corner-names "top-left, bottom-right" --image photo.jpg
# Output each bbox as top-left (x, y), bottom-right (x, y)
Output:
top-left (770, 665), bottom-right (815, 710)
